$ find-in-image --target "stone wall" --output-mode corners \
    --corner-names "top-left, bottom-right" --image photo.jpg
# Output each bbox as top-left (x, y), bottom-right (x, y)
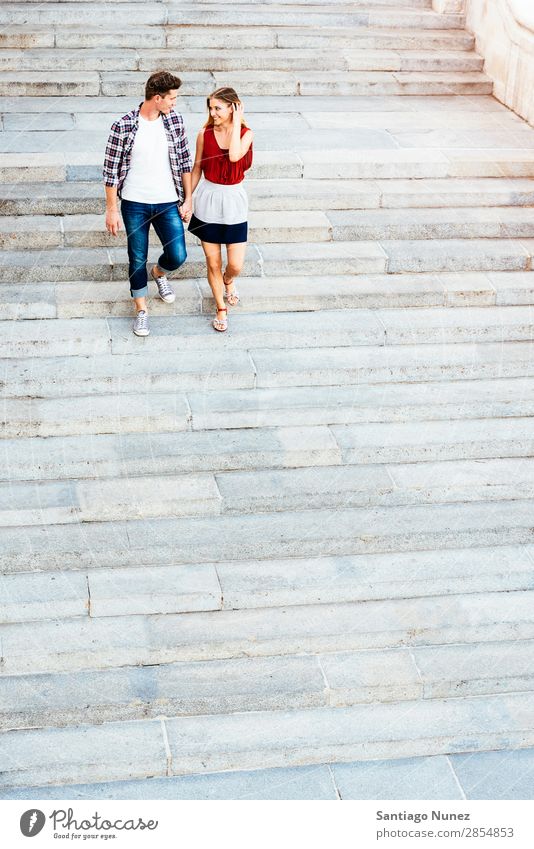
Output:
top-left (433, 0), bottom-right (534, 126)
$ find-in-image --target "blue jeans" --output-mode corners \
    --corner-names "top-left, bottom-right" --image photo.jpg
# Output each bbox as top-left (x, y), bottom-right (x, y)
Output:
top-left (121, 199), bottom-right (187, 298)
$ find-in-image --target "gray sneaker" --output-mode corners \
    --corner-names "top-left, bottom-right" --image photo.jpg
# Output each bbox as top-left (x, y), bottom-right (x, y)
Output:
top-left (133, 310), bottom-right (150, 336)
top-left (151, 267), bottom-right (175, 303)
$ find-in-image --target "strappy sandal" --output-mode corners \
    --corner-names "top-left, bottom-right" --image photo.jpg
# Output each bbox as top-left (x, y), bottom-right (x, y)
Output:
top-left (223, 272), bottom-right (240, 306)
top-left (212, 307), bottom-right (228, 332)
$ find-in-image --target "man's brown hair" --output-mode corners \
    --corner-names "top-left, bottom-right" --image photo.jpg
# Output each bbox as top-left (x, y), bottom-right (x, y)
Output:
top-left (145, 71), bottom-right (182, 100)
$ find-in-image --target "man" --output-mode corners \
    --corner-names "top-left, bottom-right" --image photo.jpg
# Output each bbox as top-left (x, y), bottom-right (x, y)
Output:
top-left (103, 70), bottom-right (193, 336)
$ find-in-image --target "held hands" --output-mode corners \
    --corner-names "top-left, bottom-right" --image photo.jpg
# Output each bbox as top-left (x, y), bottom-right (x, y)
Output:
top-left (179, 198), bottom-right (193, 223)
top-left (105, 209), bottom-right (121, 236)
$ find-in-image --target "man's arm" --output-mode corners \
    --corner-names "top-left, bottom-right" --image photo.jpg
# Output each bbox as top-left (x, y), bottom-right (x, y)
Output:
top-left (105, 186), bottom-right (120, 236)
top-left (179, 171), bottom-right (192, 222)
top-left (103, 121), bottom-right (123, 236)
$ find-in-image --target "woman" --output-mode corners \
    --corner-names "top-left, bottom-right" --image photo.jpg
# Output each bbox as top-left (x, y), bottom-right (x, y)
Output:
top-left (188, 87), bottom-right (254, 332)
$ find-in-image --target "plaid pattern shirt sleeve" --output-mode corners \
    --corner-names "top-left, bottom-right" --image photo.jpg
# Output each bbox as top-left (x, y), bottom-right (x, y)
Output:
top-left (165, 111), bottom-right (193, 175)
top-left (103, 120), bottom-right (124, 187)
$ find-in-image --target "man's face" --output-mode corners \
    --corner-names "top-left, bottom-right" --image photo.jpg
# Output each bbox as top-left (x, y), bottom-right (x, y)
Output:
top-left (155, 89), bottom-right (178, 114)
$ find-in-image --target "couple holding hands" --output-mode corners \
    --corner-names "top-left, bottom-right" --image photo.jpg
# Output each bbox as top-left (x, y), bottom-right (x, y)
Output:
top-left (103, 70), bottom-right (253, 336)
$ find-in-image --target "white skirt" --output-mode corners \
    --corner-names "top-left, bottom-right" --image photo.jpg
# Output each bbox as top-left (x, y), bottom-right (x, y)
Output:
top-left (193, 178), bottom-right (248, 225)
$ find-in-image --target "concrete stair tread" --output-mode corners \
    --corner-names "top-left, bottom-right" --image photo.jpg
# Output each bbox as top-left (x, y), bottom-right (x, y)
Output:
top-left (5, 147), bottom-right (534, 183)
top-left (2, 238), bottom-right (534, 282)
top-left (3, 691), bottom-right (534, 790)
top-left (2, 305), bottom-right (534, 360)
top-left (1, 498), bottom-right (533, 573)
top-left (2, 414), bottom-right (533, 484)
top-left (6, 747), bottom-right (534, 800)
top-left (165, 6), bottom-right (466, 30)
top-left (6, 271), bottom-right (534, 321)
top-left (184, 376), bottom-right (534, 429)
top-left (0, 93), bottom-right (503, 113)
top-left (0, 69), bottom-right (490, 97)
top-left (3, 337), bottom-right (534, 399)
top-left (2, 638), bottom-right (533, 731)
top-left (3, 454), bottom-right (534, 526)
top-left (3, 178), bottom-right (534, 216)
top-left (0, 47), bottom-right (484, 74)
top-left (2, 585), bottom-right (534, 672)
top-left (4, 373), bottom-right (534, 437)
top-left (4, 26), bottom-right (472, 52)
top-left (3, 543), bottom-right (534, 622)
top-left (6, 208), bottom-right (534, 250)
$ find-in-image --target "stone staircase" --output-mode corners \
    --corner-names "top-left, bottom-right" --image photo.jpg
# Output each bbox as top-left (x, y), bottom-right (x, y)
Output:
top-left (1, 0), bottom-right (534, 799)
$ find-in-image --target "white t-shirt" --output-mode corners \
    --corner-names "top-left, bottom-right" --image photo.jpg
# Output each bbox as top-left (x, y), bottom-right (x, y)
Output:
top-left (121, 115), bottom-right (178, 203)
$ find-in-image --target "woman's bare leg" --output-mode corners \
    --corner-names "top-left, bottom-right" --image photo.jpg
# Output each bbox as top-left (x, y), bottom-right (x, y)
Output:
top-left (224, 242), bottom-right (246, 304)
top-left (201, 240), bottom-right (226, 321)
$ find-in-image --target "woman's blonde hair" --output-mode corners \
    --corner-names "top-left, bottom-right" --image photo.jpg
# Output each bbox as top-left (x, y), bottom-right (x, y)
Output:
top-left (204, 87), bottom-right (248, 128)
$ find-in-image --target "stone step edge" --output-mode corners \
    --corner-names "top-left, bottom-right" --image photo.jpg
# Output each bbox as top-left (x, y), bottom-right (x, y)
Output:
top-left (4, 148), bottom-right (534, 180)
top-left (2, 540), bottom-right (534, 625)
top-left (3, 272), bottom-right (534, 313)
top-left (1, 691), bottom-right (533, 791)
top-left (2, 638), bottom-right (534, 731)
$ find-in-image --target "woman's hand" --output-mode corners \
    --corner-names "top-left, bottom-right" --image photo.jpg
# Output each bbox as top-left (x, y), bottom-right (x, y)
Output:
top-left (232, 101), bottom-right (244, 125)
top-left (179, 198), bottom-right (193, 223)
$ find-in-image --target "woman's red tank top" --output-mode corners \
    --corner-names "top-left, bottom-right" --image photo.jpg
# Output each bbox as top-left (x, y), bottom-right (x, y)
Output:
top-left (201, 125), bottom-right (253, 185)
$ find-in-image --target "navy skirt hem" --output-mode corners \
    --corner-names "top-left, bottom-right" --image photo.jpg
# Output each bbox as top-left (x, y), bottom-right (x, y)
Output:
top-left (188, 215), bottom-right (248, 244)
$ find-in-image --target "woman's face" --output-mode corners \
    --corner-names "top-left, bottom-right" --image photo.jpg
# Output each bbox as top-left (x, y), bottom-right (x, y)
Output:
top-left (209, 98), bottom-right (233, 125)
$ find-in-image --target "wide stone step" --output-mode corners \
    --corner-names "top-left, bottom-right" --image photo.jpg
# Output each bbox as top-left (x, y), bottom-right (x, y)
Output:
top-left (0, 2), bottom-right (166, 25)
top-left (96, 70), bottom-right (492, 99)
top-left (1, 498), bottom-right (533, 573)
top-left (0, 92), bottom-right (506, 115)
top-left (186, 377), bottom-right (534, 430)
top-left (6, 123), bottom-right (534, 155)
top-left (4, 178), bottom-right (534, 216)
top-left (0, 71), bottom-right (212, 97)
top-left (1, 177), bottom-right (530, 214)
top-left (2, 638), bottom-right (533, 731)
top-left (0, 70), bottom-right (490, 99)
top-left (2, 238), bottom-right (532, 283)
top-left (6, 270), bottom-right (534, 321)
top-left (2, 425), bottom-right (341, 481)
top-left (4, 148), bottom-right (534, 185)
top-left (6, 746), bottom-right (534, 800)
top-left (165, 6), bottom-right (465, 31)
top-left (3, 329), bottom-right (534, 397)
top-left (3, 583), bottom-right (534, 672)
top-left (4, 373), bottom-right (534, 437)
top-left (178, 0), bottom-right (434, 7)
top-left (2, 408), bottom-right (532, 482)
top-left (0, 211), bottom-right (333, 249)
top-left (167, 25), bottom-right (475, 51)
top-left (0, 25), bottom-right (475, 51)
top-left (0, 72), bottom-right (101, 97)
top-left (328, 207), bottom-right (534, 241)
top-left (0, 48), bottom-right (483, 73)
top-left (2, 456), bottom-right (534, 526)
top-left (1, 691), bottom-right (533, 789)
top-left (3, 543), bottom-right (533, 624)
top-left (2, 306), bottom-right (533, 361)
top-left (215, 456), bottom-right (534, 515)
top-left (5, 208), bottom-right (534, 249)
top-left (250, 339), bottom-right (534, 388)
top-left (0, 244), bottom-right (261, 282)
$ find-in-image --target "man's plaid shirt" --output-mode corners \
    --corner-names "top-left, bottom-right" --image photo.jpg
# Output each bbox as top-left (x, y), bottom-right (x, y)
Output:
top-left (103, 105), bottom-right (192, 203)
